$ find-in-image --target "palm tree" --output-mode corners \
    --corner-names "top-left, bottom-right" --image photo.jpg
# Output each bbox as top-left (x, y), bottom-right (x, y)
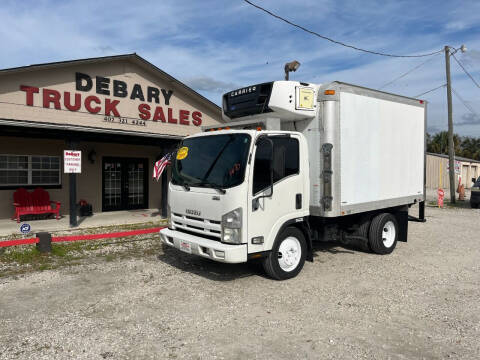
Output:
top-left (427, 131), bottom-right (461, 155)
top-left (460, 137), bottom-right (480, 161)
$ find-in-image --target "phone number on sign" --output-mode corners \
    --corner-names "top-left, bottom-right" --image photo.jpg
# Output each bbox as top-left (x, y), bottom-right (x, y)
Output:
top-left (103, 116), bottom-right (146, 126)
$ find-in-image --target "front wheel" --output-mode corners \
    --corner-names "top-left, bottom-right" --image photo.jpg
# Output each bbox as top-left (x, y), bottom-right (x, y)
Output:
top-left (262, 227), bottom-right (306, 280)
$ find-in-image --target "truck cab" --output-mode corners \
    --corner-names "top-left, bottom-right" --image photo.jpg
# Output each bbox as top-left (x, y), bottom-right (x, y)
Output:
top-left (160, 128), bottom-right (311, 279)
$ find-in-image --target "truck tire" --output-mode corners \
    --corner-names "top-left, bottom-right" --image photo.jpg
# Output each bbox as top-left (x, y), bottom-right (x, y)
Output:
top-left (263, 227), bottom-right (306, 280)
top-left (357, 219), bottom-right (372, 252)
top-left (368, 213), bottom-right (398, 255)
top-left (341, 219), bottom-right (371, 252)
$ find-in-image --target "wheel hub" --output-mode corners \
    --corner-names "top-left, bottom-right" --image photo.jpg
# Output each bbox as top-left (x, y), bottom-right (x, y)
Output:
top-left (382, 220), bottom-right (396, 248)
top-left (278, 237), bottom-right (301, 272)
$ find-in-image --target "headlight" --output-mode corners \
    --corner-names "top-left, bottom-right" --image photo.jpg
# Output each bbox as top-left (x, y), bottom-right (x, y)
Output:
top-left (221, 208), bottom-right (242, 244)
top-left (167, 204), bottom-right (174, 229)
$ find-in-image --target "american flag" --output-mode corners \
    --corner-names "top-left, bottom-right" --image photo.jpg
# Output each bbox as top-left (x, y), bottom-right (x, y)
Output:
top-left (153, 152), bottom-right (174, 181)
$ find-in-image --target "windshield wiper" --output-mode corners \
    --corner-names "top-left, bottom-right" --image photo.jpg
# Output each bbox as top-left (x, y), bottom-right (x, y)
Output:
top-left (192, 182), bottom-right (226, 194)
top-left (173, 179), bottom-right (190, 191)
top-left (201, 135), bottom-right (235, 182)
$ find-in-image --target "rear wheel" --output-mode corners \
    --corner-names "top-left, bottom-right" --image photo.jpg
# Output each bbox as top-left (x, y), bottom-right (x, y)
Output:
top-left (356, 219), bottom-right (372, 252)
top-left (471, 202), bottom-right (479, 209)
top-left (263, 227), bottom-right (306, 280)
top-left (341, 219), bottom-right (371, 252)
top-left (368, 213), bottom-right (398, 255)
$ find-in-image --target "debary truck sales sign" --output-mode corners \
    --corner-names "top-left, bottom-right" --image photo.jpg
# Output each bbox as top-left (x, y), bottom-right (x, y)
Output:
top-left (19, 72), bottom-right (203, 127)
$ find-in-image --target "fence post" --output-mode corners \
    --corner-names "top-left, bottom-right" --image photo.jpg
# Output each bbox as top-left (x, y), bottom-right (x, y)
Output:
top-left (36, 232), bottom-right (52, 253)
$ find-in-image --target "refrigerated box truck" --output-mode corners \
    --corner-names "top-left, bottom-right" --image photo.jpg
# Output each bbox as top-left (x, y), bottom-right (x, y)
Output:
top-left (160, 81), bottom-right (426, 280)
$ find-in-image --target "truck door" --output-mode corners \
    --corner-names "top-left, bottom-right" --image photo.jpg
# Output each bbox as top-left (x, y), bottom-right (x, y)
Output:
top-left (247, 134), bottom-right (306, 253)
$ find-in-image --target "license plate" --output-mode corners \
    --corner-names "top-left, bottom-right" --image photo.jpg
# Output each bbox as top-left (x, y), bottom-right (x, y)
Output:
top-left (179, 241), bottom-right (192, 254)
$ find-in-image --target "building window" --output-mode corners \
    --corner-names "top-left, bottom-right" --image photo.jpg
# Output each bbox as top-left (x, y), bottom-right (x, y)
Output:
top-left (0, 155), bottom-right (61, 187)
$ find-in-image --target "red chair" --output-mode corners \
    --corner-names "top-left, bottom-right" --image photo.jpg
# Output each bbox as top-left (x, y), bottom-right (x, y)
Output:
top-left (12, 188), bottom-right (61, 223)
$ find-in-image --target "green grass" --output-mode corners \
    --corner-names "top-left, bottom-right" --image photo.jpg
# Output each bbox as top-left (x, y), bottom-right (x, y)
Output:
top-left (444, 201), bottom-right (472, 209)
top-left (0, 220), bottom-right (167, 278)
top-left (0, 220), bottom-right (166, 276)
top-left (427, 199), bottom-right (472, 209)
top-left (105, 253), bottom-right (116, 262)
top-left (1, 243), bottom-right (84, 267)
top-left (0, 233), bottom-right (163, 278)
top-left (2, 247), bottom-right (42, 264)
top-left (0, 220), bottom-right (166, 242)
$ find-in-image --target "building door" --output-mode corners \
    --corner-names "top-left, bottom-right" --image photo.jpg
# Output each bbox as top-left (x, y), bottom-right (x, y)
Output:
top-left (471, 166), bottom-right (478, 186)
top-left (102, 157), bottom-right (148, 211)
top-left (462, 165), bottom-right (469, 187)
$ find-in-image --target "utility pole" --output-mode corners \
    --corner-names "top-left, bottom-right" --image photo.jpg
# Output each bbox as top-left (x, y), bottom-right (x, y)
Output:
top-left (444, 45), bottom-right (456, 204)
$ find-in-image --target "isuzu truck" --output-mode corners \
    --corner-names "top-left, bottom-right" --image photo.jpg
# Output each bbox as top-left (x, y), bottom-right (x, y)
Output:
top-left (160, 81), bottom-right (426, 280)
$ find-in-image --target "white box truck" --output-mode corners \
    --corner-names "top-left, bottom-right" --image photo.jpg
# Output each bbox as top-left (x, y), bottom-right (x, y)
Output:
top-left (160, 81), bottom-right (426, 280)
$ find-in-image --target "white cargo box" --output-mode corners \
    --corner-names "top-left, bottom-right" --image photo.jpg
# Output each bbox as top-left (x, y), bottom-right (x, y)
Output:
top-left (304, 82), bottom-right (426, 217)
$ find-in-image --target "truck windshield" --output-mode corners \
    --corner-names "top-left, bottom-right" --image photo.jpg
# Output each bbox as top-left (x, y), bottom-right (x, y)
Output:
top-left (172, 134), bottom-right (251, 189)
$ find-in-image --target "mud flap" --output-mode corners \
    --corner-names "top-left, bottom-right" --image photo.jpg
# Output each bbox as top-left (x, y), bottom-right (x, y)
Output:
top-left (396, 210), bottom-right (408, 242)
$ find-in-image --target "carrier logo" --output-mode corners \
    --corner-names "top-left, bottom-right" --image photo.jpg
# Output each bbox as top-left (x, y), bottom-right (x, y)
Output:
top-left (230, 86), bottom-right (256, 97)
top-left (185, 209), bottom-right (201, 216)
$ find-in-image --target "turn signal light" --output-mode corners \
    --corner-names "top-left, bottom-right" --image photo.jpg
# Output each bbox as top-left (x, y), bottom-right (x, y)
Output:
top-left (252, 236), bottom-right (264, 244)
top-left (324, 90), bottom-right (335, 95)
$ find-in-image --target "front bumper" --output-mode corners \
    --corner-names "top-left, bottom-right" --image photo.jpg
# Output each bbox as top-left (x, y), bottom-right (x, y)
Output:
top-left (159, 228), bottom-right (247, 263)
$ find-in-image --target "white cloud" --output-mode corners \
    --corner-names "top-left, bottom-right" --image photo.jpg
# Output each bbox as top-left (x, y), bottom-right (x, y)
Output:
top-left (446, 21), bottom-right (469, 31)
top-left (0, 0), bottom-right (479, 136)
top-left (185, 77), bottom-right (239, 92)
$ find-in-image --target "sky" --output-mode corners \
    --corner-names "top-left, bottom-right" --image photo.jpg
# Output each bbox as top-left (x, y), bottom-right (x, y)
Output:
top-left (1, 0), bottom-right (480, 136)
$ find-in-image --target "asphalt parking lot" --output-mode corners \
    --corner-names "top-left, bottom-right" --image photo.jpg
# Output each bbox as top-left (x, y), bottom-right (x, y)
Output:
top-left (1, 205), bottom-right (479, 359)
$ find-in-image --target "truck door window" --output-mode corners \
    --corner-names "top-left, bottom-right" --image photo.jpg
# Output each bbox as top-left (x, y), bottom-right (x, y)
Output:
top-left (272, 137), bottom-right (299, 182)
top-left (253, 136), bottom-right (299, 194)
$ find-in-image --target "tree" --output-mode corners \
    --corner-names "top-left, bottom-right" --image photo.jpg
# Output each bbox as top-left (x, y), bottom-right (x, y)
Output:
top-left (460, 137), bottom-right (480, 161)
top-left (427, 132), bottom-right (480, 161)
top-left (427, 131), bottom-right (461, 155)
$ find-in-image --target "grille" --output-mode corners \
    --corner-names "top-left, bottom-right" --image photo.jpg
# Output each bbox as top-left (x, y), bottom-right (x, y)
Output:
top-left (172, 213), bottom-right (221, 239)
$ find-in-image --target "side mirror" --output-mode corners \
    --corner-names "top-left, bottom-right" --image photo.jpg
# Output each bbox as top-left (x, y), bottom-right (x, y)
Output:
top-left (252, 137), bottom-right (274, 211)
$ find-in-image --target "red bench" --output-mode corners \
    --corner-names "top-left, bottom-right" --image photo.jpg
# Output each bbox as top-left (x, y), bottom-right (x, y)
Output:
top-left (12, 188), bottom-right (61, 223)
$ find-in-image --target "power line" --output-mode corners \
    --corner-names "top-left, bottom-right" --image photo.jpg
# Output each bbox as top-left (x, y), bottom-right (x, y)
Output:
top-left (243, 0), bottom-right (444, 58)
top-left (452, 87), bottom-right (479, 116)
top-left (379, 55), bottom-right (441, 90)
top-left (451, 53), bottom-right (480, 89)
top-left (414, 83), bottom-right (446, 98)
